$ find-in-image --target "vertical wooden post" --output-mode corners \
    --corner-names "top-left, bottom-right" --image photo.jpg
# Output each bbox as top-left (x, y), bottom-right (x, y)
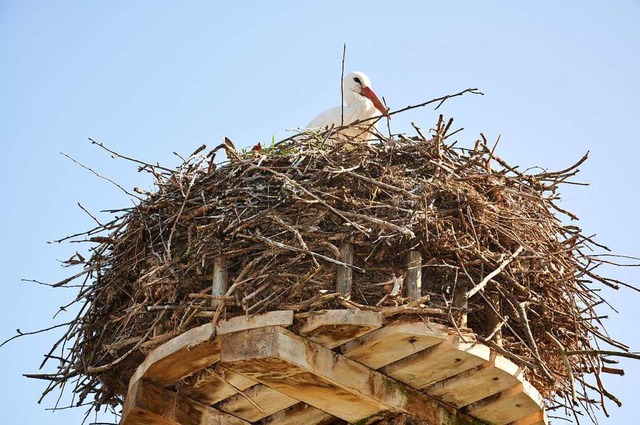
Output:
top-left (212, 256), bottom-right (228, 308)
top-left (405, 251), bottom-right (422, 302)
top-left (153, 323), bottom-right (164, 338)
top-left (486, 292), bottom-right (503, 346)
top-left (336, 242), bottom-right (354, 299)
top-left (453, 280), bottom-right (468, 329)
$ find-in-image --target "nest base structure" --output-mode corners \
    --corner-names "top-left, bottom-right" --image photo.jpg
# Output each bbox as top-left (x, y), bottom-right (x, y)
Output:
top-left (121, 310), bottom-right (546, 425)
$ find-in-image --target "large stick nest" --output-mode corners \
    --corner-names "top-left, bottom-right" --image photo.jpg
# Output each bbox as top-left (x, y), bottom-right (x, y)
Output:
top-left (33, 114), bottom-right (636, 422)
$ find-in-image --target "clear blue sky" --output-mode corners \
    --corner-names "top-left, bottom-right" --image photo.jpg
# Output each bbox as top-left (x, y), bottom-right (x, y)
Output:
top-left (1, 1), bottom-right (639, 423)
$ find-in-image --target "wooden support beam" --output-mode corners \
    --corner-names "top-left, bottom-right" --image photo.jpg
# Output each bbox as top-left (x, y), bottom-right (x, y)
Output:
top-left (339, 320), bottom-right (449, 369)
top-left (212, 256), bottom-right (228, 308)
top-left (181, 368), bottom-right (256, 405)
top-left (264, 317), bottom-right (445, 425)
top-left (299, 310), bottom-right (383, 348)
top-left (335, 242), bottom-right (354, 297)
top-left (216, 384), bottom-right (299, 422)
top-left (261, 310), bottom-right (384, 425)
top-left (220, 326), bottom-right (486, 425)
top-left (382, 336), bottom-right (491, 389)
top-left (261, 403), bottom-right (333, 425)
top-left (425, 352), bottom-right (525, 407)
top-left (121, 379), bottom-right (249, 425)
top-left (464, 383), bottom-right (544, 425)
top-left (405, 251), bottom-right (422, 301)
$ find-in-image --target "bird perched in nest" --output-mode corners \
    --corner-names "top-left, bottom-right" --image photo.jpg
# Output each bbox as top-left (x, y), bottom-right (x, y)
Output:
top-left (306, 71), bottom-right (389, 142)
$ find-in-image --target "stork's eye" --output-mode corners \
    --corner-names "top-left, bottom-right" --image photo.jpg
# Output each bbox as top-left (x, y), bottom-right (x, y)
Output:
top-left (353, 77), bottom-right (361, 84)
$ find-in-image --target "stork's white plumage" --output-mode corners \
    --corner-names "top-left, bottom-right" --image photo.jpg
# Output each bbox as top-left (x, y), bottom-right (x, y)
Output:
top-left (306, 71), bottom-right (389, 141)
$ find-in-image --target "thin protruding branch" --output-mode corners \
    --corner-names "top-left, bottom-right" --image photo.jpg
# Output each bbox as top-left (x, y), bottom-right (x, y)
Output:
top-left (1, 322), bottom-right (72, 348)
top-left (61, 152), bottom-right (141, 200)
top-left (340, 43), bottom-right (347, 127)
top-left (89, 138), bottom-right (173, 172)
top-left (389, 88), bottom-right (484, 117)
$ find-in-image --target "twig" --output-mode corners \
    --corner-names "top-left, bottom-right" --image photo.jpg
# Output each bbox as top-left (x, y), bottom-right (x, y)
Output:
top-left (239, 233), bottom-right (365, 272)
top-left (1, 322), bottom-right (72, 348)
top-left (340, 43), bottom-right (346, 127)
top-left (547, 331), bottom-right (578, 404)
top-left (77, 203), bottom-right (104, 228)
top-left (86, 312), bottom-right (166, 374)
top-left (565, 350), bottom-right (640, 361)
top-left (61, 152), bottom-right (141, 200)
top-left (466, 246), bottom-right (524, 299)
top-left (388, 88), bottom-right (484, 117)
top-left (89, 138), bottom-right (173, 172)
top-left (166, 171), bottom-right (199, 260)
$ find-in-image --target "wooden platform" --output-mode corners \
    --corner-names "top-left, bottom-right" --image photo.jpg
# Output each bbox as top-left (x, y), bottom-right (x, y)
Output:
top-left (121, 310), bottom-right (547, 425)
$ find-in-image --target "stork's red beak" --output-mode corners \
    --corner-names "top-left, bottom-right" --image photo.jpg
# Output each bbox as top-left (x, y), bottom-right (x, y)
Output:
top-left (361, 86), bottom-right (390, 119)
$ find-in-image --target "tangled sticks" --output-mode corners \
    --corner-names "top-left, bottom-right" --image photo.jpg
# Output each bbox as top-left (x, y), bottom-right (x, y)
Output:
top-left (19, 106), bottom-right (639, 423)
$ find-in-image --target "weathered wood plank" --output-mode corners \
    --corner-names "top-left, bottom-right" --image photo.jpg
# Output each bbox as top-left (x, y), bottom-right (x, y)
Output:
top-left (425, 352), bottom-right (524, 407)
top-left (464, 383), bottom-right (544, 425)
top-left (382, 336), bottom-right (491, 389)
top-left (180, 368), bottom-right (257, 405)
top-left (216, 383), bottom-right (299, 422)
top-left (220, 326), bottom-right (486, 424)
top-left (130, 311), bottom-right (294, 388)
top-left (260, 403), bottom-right (333, 425)
top-left (217, 310), bottom-right (294, 335)
top-left (405, 250), bottom-right (422, 301)
top-left (299, 310), bottom-right (383, 348)
top-left (131, 323), bottom-right (219, 387)
top-left (335, 242), bottom-right (354, 297)
top-left (121, 379), bottom-right (249, 425)
top-left (339, 320), bottom-right (450, 369)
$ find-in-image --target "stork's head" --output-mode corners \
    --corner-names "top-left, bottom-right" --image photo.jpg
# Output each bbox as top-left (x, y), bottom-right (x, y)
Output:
top-left (345, 71), bottom-right (389, 117)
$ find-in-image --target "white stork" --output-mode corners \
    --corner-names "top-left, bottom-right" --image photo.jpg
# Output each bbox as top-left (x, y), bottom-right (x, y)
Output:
top-left (306, 71), bottom-right (389, 141)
